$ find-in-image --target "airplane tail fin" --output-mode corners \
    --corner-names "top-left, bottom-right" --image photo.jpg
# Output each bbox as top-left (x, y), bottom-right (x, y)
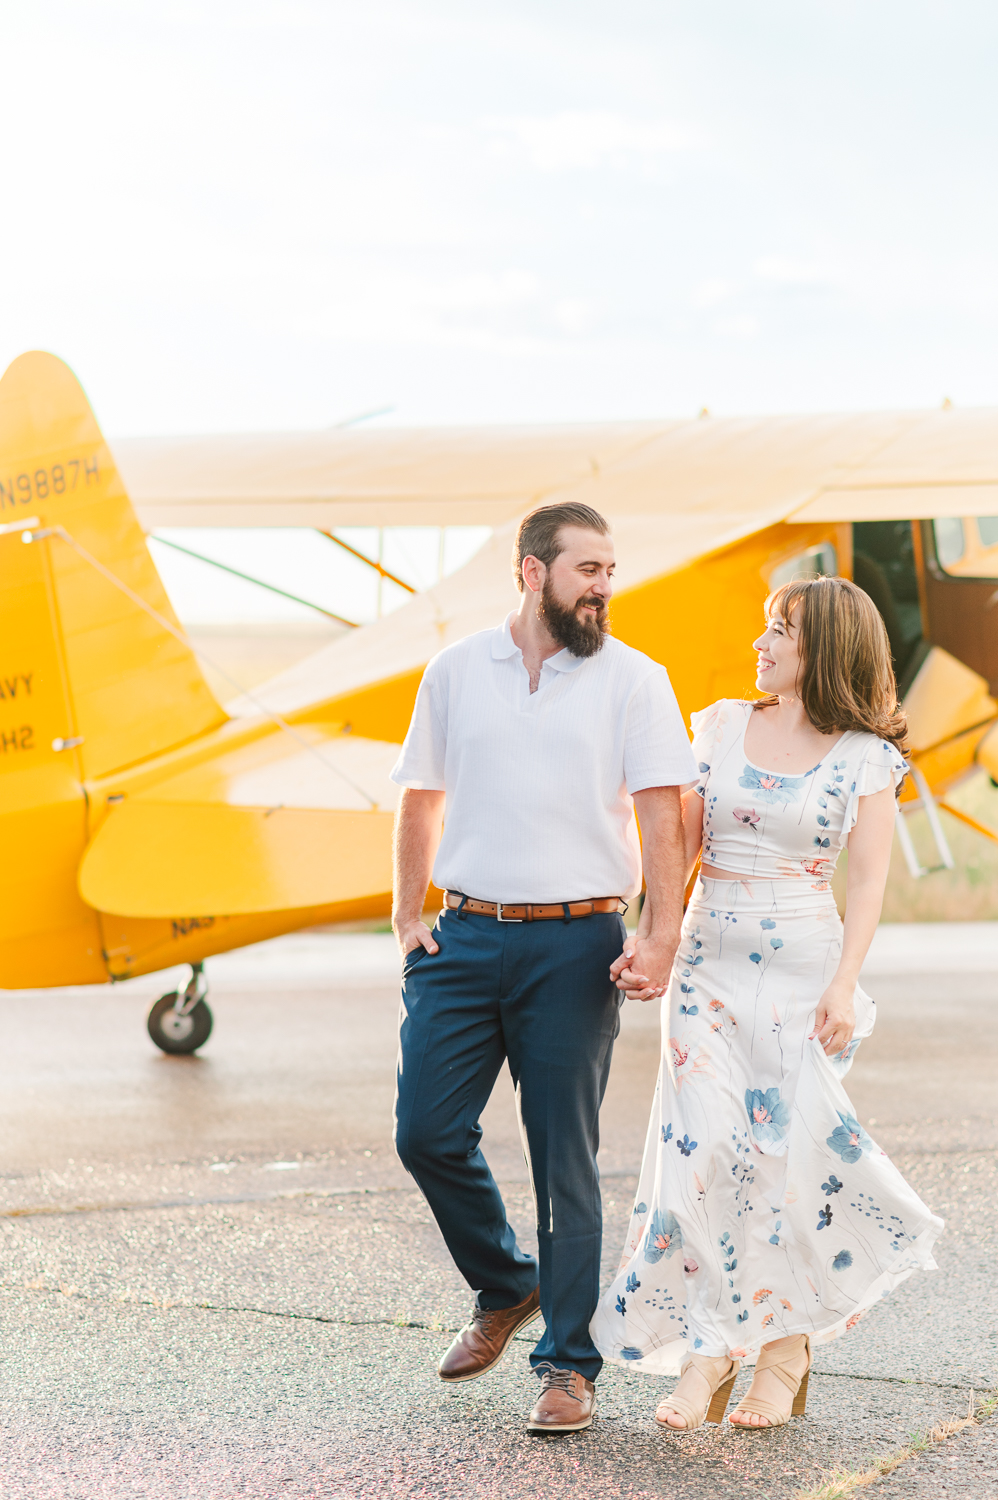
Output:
top-left (0, 351), bottom-right (225, 984)
top-left (0, 351), bottom-right (225, 780)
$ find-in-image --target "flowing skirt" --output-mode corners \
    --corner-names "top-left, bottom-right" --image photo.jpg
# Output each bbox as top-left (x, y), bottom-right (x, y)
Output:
top-left (591, 877), bottom-right (943, 1375)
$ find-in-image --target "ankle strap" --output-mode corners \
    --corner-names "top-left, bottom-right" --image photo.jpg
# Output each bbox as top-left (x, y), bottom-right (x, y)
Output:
top-left (754, 1335), bottom-right (810, 1392)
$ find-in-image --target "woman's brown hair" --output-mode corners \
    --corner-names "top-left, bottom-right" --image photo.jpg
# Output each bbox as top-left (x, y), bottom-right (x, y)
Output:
top-left (754, 575), bottom-right (908, 756)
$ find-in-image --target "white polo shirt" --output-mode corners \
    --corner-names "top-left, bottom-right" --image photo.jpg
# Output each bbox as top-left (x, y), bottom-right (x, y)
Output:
top-left (390, 614), bottom-right (697, 903)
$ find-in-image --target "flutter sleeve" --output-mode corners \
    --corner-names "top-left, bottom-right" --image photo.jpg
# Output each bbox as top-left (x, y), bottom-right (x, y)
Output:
top-left (844, 738), bottom-right (909, 831)
top-left (689, 700), bottom-right (728, 800)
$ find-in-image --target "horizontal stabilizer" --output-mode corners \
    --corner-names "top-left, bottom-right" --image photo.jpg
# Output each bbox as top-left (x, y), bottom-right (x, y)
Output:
top-left (79, 800), bottom-right (395, 917)
top-left (78, 728), bottom-right (400, 918)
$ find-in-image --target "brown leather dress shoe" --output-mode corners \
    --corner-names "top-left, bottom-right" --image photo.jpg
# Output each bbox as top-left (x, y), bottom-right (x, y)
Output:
top-left (438, 1285), bottom-right (541, 1382)
top-left (527, 1364), bottom-right (597, 1432)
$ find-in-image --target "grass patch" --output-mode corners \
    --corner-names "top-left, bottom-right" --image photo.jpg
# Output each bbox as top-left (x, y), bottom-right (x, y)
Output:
top-left (794, 1388), bottom-right (997, 1499)
top-left (874, 770), bottom-right (998, 921)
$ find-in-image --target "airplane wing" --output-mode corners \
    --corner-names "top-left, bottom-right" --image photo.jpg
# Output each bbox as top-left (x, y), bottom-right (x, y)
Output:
top-left (117, 407), bottom-right (998, 531)
top-left (115, 423), bottom-right (669, 529)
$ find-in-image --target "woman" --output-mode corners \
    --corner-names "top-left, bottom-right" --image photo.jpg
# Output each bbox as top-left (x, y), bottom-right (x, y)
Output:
top-left (590, 576), bottom-right (943, 1430)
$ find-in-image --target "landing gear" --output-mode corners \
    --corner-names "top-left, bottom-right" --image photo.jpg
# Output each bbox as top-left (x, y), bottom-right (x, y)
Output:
top-left (147, 962), bottom-right (213, 1054)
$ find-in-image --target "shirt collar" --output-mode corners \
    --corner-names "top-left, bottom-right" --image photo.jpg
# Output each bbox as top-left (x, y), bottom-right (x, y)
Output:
top-left (491, 612), bottom-right (587, 673)
top-left (492, 613), bottom-right (521, 659)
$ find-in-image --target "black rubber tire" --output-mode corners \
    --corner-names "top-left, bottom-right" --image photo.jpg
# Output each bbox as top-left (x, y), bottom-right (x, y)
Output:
top-left (147, 993), bottom-right (213, 1054)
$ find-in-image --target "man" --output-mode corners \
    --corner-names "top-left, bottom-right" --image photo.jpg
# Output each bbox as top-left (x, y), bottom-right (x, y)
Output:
top-left (390, 500), bottom-right (696, 1432)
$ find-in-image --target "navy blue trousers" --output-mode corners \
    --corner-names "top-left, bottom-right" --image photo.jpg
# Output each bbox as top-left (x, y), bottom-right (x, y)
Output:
top-left (393, 906), bottom-right (625, 1382)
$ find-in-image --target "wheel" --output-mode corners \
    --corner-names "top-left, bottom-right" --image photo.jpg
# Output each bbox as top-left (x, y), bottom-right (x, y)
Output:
top-left (147, 992), bottom-right (213, 1054)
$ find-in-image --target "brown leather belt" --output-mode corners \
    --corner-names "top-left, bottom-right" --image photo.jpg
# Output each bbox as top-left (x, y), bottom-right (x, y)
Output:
top-left (444, 891), bottom-right (627, 922)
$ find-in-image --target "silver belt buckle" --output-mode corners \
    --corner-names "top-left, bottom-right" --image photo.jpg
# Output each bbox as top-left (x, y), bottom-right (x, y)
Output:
top-left (496, 902), bottom-right (523, 923)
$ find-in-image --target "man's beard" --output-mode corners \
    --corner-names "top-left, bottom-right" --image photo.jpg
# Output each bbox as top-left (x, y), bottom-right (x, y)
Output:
top-left (538, 578), bottom-right (610, 657)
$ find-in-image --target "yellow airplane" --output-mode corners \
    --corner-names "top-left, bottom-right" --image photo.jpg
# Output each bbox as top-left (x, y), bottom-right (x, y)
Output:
top-left (3, 351), bottom-right (997, 1052)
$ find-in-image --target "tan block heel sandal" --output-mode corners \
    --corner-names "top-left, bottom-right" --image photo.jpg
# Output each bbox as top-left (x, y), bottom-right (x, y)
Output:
top-left (655, 1354), bottom-right (741, 1430)
top-left (729, 1334), bottom-right (812, 1428)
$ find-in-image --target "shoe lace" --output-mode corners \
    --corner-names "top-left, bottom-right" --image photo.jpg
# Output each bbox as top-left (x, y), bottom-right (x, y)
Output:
top-left (470, 1306), bottom-right (498, 1331)
top-left (535, 1362), bottom-right (578, 1399)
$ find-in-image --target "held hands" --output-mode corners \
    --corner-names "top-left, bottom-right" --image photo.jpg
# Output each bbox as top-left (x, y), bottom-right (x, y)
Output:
top-left (810, 978), bottom-right (856, 1056)
top-left (393, 917), bottom-right (439, 963)
top-left (611, 933), bottom-right (679, 1003)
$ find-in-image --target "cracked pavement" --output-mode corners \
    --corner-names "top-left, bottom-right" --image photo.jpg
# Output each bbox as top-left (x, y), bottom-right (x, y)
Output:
top-left (0, 927), bottom-right (995, 1498)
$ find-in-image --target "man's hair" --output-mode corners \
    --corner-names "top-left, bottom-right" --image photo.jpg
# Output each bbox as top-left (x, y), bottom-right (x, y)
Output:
top-left (512, 502), bottom-right (610, 591)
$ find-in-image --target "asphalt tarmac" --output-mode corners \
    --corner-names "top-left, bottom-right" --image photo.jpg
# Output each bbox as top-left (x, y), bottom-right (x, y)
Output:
top-left (0, 925), bottom-right (995, 1499)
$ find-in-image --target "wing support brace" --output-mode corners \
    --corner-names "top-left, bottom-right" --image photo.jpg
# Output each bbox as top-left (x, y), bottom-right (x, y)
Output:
top-left (895, 765), bottom-right (955, 878)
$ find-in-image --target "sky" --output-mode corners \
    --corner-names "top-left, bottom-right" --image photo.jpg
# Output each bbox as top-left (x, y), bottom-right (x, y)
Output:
top-left (146, 525), bottom-right (493, 625)
top-left (3, 2), bottom-right (998, 624)
top-left (3, 0), bottom-right (998, 438)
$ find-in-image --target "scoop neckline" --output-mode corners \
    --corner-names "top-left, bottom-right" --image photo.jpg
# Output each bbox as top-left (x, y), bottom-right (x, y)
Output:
top-left (739, 706), bottom-right (851, 779)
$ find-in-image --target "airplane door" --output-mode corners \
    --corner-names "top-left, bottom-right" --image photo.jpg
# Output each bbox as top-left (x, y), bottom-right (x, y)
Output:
top-left (917, 518), bottom-right (998, 696)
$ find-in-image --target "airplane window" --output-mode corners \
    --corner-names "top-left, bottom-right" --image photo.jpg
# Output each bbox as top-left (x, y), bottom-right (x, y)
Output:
top-left (768, 543), bottom-right (837, 589)
top-left (930, 517), bottom-right (998, 577)
top-left (933, 518), bottom-right (965, 568)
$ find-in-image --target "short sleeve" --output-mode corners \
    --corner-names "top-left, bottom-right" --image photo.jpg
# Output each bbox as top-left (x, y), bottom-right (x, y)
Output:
top-left (623, 667), bottom-right (699, 793)
top-left (845, 739), bottom-right (908, 831)
top-left (689, 700), bottom-right (730, 799)
top-left (389, 662), bottom-right (447, 790)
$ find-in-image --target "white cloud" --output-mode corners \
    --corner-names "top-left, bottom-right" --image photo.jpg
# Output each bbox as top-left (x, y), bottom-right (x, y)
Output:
top-left (714, 314), bottom-right (760, 340)
top-left (553, 298), bottom-right (599, 335)
top-left (753, 255), bottom-right (835, 287)
top-left (480, 111), bottom-right (696, 172)
top-left (692, 278), bottom-right (738, 309)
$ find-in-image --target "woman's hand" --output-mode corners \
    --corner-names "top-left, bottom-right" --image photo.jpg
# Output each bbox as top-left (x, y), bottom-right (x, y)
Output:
top-left (611, 935), bottom-right (675, 1002)
top-left (810, 978), bottom-right (856, 1056)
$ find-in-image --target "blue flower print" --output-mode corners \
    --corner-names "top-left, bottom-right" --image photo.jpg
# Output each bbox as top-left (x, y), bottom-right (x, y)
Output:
top-left (677, 1134), bottom-right (697, 1156)
top-left (817, 1203), bottom-right (833, 1230)
top-left (615, 1295), bottom-right (627, 1316)
top-left (620, 1346), bottom-right (643, 1360)
top-left (824, 763), bottom-right (846, 792)
top-left (738, 764), bottom-right (809, 804)
top-left (635, 1202), bottom-right (647, 1214)
top-left (625, 1272), bottom-right (641, 1294)
top-left (826, 1111), bottom-right (873, 1164)
top-left (760, 918), bottom-right (776, 930)
top-left (822, 1174), bottom-right (843, 1195)
top-left (662, 1124), bottom-right (673, 1145)
top-left (745, 1086), bottom-right (791, 1145)
top-left (644, 1208), bottom-right (684, 1263)
top-left (698, 762), bottom-right (710, 773)
top-left (832, 1250), bottom-right (853, 1271)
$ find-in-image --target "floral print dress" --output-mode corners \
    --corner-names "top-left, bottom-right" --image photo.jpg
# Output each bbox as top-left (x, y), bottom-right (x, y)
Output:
top-left (590, 699), bottom-right (943, 1374)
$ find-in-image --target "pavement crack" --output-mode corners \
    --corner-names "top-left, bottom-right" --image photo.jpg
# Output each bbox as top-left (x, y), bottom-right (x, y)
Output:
top-left (0, 1185), bottom-right (411, 1220)
top-left (3, 1277), bottom-right (456, 1335)
top-left (793, 1390), bottom-right (998, 1499)
top-left (0, 1280), bottom-right (987, 1400)
top-left (812, 1367), bottom-right (982, 1394)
